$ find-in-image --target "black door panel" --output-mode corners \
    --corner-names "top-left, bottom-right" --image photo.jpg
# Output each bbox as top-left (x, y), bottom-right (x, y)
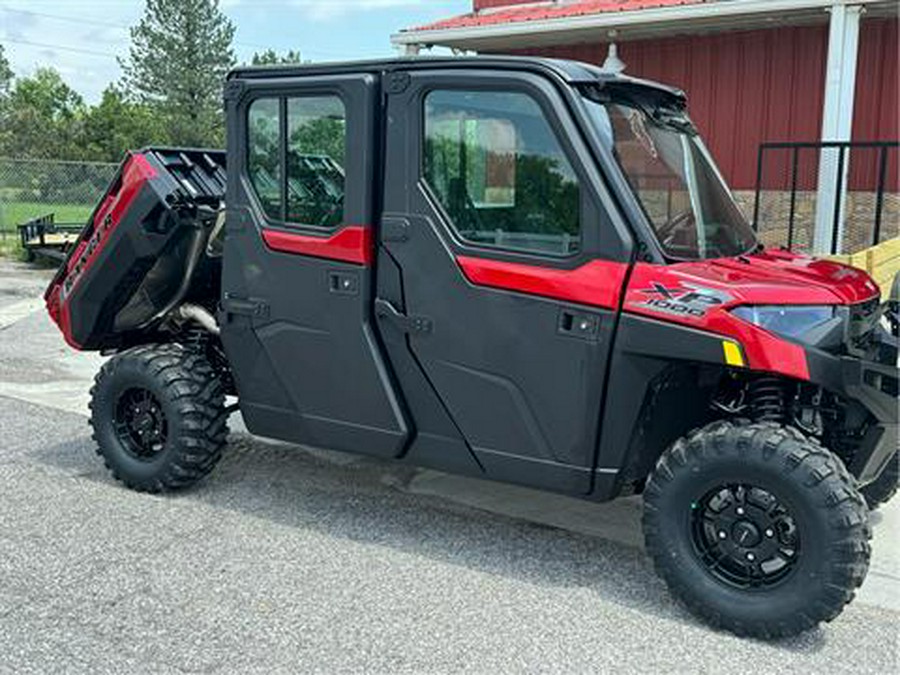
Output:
top-left (379, 213), bottom-right (612, 484)
top-left (221, 74), bottom-right (410, 457)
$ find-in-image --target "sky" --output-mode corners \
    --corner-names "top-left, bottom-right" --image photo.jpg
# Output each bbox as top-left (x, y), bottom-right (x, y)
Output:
top-left (0, 0), bottom-right (472, 103)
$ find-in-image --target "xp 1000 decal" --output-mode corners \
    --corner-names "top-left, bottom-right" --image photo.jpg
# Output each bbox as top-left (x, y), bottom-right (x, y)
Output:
top-left (634, 282), bottom-right (733, 318)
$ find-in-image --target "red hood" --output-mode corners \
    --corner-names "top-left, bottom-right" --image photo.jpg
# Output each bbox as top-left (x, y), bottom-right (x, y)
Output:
top-left (657, 249), bottom-right (881, 307)
top-left (623, 249), bottom-right (881, 380)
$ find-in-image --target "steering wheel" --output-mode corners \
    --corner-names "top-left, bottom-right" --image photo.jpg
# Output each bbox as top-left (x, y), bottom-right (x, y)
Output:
top-left (656, 209), bottom-right (694, 241)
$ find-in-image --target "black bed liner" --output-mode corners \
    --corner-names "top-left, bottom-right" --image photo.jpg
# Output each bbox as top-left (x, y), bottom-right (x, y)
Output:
top-left (45, 148), bottom-right (227, 350)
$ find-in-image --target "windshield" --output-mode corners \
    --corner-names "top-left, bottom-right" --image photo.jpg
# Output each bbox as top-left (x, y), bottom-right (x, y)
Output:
top-left (585, 98), bottom-right (758, 260)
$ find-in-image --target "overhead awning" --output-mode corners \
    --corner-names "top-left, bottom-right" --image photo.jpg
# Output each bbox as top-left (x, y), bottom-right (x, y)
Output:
top-left (392, 0), bottom-right (896, 52)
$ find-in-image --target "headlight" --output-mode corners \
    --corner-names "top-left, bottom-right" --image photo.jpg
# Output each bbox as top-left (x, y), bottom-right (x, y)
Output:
top-left (731, 305), bottom-right (838, 340)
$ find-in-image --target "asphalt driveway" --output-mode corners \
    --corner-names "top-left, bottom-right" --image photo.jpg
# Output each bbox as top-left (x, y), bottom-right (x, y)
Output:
top-left (0, 260), bottom-right (897, 674)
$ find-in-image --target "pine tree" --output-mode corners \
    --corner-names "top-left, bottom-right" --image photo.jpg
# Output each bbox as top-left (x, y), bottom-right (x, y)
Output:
top-left (120, 0), bottom-right (235, 147)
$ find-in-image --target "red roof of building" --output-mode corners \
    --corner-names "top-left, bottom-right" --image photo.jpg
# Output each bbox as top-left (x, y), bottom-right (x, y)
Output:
top-left (409, 0), bottom-right (714, 33)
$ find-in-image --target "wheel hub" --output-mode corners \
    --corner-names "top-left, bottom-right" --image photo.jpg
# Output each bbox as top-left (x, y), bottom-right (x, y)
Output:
top-left (114, 388), bottom-right (167, 460)
top-left (731, 520), bottom-right (761, 548)
top-left (691, 484), bottom-right (800, 589)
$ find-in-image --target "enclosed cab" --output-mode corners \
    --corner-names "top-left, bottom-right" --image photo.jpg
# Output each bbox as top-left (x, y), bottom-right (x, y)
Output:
top-left (47, 57), bottom-right (898, 639)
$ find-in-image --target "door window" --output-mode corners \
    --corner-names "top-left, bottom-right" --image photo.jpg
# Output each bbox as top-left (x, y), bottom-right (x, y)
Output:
top-left (287, 97), bottom-right (346, 228)
top-left (424, 90), bottom-right (581, 256)
top-left (248, 98), bottom-right (282, 220)
top-left (247, 95), bottom-right (347, 229)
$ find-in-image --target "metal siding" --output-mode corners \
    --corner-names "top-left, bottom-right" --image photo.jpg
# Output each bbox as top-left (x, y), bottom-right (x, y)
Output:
top-left (508, 25), bottom-right (831, 189)
top-left (850, 18), bottom-right (899, 190)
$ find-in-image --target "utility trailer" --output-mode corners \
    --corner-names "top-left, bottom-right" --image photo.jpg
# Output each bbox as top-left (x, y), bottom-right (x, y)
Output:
top-left (18, 213), bottom-right (83, 262)
top-left (45, 57), bottom-right (898, 639)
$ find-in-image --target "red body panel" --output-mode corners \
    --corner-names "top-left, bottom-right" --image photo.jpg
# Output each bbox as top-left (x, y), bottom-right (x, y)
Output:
top-left (262, 226), bottom-right (373, 266)
top-left (456, 248), bottom-right (879, 382)
top-left (456, 256), bottom-right (630, 310)
top-left (623, 249), bottom-right (880, 380)
top-left (45, 153), bottom-right (158, 348)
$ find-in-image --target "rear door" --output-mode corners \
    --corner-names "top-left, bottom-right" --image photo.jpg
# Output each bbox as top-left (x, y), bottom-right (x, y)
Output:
top-left (221, 72), bottom-right (409, 457)
top-left (376, 68), bottom-right (634, 494)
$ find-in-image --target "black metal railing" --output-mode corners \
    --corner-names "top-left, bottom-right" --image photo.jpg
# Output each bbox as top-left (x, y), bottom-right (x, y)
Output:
top-left (752, 141), bottom-right (898, 255)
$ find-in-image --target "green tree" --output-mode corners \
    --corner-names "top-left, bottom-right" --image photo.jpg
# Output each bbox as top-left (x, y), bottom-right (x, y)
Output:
top-left (120, 0), bottom-right (235, 147)
top-left (0, 68), bottom-right (86, 159)
top-left (82, 85), bottom-right (166, 162)
top-left (251, 49), bottom-right (303, 66)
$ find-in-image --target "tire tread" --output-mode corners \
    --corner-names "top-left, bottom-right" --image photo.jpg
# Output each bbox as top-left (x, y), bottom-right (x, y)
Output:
top-left (643, 420), bottom-right (871, 639)
top-left (89, 343), bottom-right (228, 493)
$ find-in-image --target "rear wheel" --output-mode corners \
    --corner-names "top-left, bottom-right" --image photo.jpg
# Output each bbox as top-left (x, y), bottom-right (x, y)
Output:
top-left (643, 420), bottom-right (870, 639)
top-left (90, 343), bottom-right (228, 493)
top-left (861, 452), bottom-right (898, 510)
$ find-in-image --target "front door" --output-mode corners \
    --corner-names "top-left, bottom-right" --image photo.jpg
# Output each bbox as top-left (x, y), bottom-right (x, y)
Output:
top-left (221, 72), bottom-right (409, 457)
top-left (377, 69), bottom-right (634, 494)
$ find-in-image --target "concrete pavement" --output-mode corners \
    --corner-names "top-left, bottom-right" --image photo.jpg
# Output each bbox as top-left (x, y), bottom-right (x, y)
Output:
top-left (0, 259), bottom-right (897, 673)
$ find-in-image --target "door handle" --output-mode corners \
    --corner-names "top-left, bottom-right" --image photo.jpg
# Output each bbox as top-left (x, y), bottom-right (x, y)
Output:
top-left (375, 298), bottom-right (432, 335)
top-left (558, 309), bottom-right (600, 340)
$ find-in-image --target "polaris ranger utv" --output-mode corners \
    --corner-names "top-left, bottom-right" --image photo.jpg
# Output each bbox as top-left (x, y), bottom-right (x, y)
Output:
top-left (45, 57), bottom-right (897, 639)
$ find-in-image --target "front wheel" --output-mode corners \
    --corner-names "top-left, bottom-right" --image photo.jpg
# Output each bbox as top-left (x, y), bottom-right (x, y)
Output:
top-left (90, 343), bottom-right (228, 493)
top-left (643, 420), bottom-right (870, 639)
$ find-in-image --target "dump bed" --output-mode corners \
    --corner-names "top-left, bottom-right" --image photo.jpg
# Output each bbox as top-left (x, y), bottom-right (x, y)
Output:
top-left (45, 148), bottom-right (227, 350)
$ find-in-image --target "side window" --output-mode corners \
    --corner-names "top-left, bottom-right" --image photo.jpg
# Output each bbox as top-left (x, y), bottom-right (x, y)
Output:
top-left (248, 98), bottom-right (282, 220)
top-left (246, 95), bottom-right (347, 229)
top-left (287, 96), bottom-right (347, 228)
top-left (424, 90), bottom-right (581, 256)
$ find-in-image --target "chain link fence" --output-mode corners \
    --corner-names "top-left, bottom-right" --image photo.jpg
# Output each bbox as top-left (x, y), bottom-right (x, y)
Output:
top-left (0, 157), bottom-right (119, 241)
top-left (752, 142), bottom-right (899, 255)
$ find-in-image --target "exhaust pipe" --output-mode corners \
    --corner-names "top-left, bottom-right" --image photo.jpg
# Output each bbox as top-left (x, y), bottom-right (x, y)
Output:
top-left (172, 303), bottom-right (220, 336)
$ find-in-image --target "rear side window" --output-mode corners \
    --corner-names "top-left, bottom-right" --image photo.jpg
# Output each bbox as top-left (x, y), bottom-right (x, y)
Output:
top-left (246, 95), bottom-right (347, 229)
top-left (424, 90), bottom-right (581, 256)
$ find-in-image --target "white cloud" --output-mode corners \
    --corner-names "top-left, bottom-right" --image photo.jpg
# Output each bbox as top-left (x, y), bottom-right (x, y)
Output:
top-left (0, 0), bottom-right (141, 103)
top-left (289, 0), bottom-right (430, 22)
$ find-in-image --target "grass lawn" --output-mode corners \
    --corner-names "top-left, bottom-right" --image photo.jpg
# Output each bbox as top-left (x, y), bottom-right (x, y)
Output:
top-left (0, 201), bottom-right (93, 233)
top-left (0, 201), bottom-right (91, 259)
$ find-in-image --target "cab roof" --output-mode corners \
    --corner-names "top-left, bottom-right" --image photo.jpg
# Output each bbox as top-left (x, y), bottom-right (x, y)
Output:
top-left (228, 55), bottom-right (686, 105)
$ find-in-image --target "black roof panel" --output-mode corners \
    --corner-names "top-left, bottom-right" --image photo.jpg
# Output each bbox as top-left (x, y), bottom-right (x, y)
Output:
top-left (228, 55), bottom-right (685, 101)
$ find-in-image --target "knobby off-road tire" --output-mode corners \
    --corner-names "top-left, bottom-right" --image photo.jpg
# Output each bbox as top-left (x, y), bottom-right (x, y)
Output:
top-left (643, 420), bottom-right (871, 639)
top-left (90, 343), bottom-right (228, 493)
top-left (861, 451), bottom-right (898, 510)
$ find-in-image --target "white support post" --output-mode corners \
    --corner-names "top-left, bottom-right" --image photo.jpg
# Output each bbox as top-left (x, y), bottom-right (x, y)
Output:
top-left (814, 2), bottom-right (862, 255)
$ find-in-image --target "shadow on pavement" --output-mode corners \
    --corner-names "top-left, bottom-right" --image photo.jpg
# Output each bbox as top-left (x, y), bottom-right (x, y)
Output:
top-left (33, 431), bottom-right (833, 652)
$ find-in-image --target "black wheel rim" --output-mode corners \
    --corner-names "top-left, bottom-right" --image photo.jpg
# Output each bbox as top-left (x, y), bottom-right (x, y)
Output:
top-left (690, 484), bottom-right (801, 590)
top-left (114, 387), bottom-right (168, 460)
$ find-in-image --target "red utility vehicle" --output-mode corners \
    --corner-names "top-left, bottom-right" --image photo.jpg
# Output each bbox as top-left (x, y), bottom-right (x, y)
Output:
top-left (46, 58), bottom-right (898, 638)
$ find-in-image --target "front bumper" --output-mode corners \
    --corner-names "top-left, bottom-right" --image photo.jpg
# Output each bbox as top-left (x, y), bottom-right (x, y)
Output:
top-left (807, 342), bottom-right (899, 486)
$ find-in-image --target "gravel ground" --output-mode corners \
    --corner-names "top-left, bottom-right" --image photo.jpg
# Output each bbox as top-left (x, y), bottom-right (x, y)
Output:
top-left (0, 259), bottom-right (897, 673)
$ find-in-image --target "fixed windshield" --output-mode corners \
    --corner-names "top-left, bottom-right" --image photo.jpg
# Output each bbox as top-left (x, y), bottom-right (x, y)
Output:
top-left (585, 98), bottom-right (757, 260)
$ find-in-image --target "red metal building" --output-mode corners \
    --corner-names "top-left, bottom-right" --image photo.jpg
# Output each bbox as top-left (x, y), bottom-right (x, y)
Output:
top-left (394, 0), bottom-right (899, 253)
